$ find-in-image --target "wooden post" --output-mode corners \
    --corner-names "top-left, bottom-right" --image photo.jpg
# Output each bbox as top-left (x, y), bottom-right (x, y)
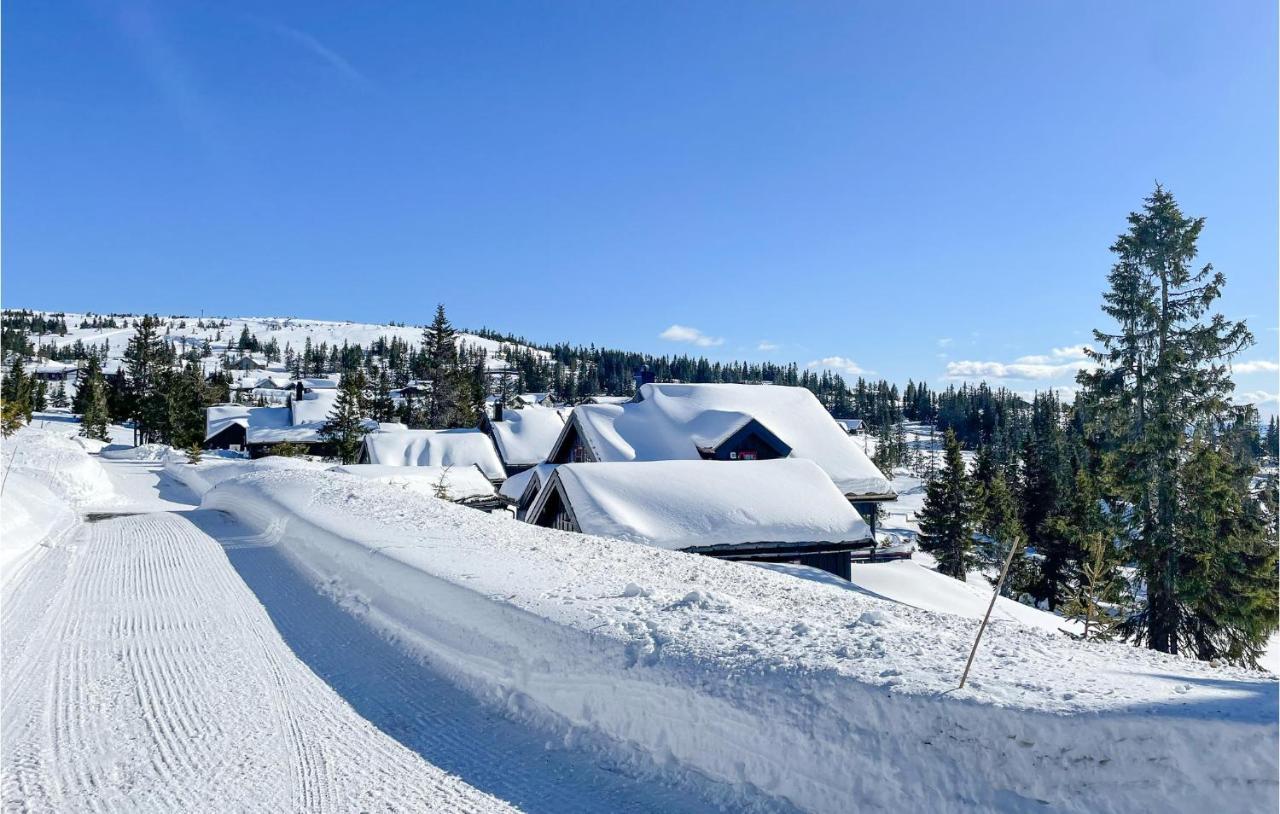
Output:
top-left (958, 536), bottom-right (1021, 690)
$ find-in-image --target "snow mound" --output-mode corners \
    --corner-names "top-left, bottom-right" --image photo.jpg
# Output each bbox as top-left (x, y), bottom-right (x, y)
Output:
top-left (201, 468), bottom-right (1278, 814)
top-left (4, 426), bottom-right (115, 506)
top-left (99, 443), bottom-right (175, 462)
top-left (1, 425), bottom-right (114, 578)
top-left (165, 456), bottom-right (328, 498)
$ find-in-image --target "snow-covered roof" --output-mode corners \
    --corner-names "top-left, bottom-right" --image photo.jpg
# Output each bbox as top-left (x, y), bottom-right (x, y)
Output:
top-left (330, 464), bottom-right (498, 502)
top-left (583, 395), bottom-right (631, 405)
top-left (300, 378), bottom-right (337, 390)
top-left (835, 419), bottom-right (864, 433)
top-left (30, 360), bottom-right (78, 374)
top-left (488, 407), bottom-right (568, 468)
top-left (360, 429), bottom-right (505, 481)
top-left (559, 383), bottom-right (894, 499)
top-left (289, 390), bottom-right (338, 426)
top-left (514, 392), bottom-right (553, 406)
top-left (534, 459), bottom-right (871, 551)
top-left (246, 407), bottom-right (320, 444)
top-left (497, 462), bottom-right (557, 501)
top-left (205, 404), bottom-right (251, 441)
top-left (254, 375), bottom-right (294, 389)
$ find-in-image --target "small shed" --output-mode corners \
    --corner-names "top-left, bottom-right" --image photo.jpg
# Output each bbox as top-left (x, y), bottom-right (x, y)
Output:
top-left (834, 418), bottom-right (864, 435)
top-left (526, 458), bottom-right (874, 579)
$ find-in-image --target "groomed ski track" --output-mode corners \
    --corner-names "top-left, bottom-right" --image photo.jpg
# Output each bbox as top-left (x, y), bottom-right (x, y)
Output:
top-left (2, 459), bottom-right (750, 813)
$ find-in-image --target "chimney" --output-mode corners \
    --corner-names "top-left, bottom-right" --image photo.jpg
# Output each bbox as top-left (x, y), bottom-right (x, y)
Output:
top-left (494, 399), bottom-right (504, 422)
top-left (634, 364), bottom-right (655, 393)
top-left (295, 380), bottom-right (304, 401)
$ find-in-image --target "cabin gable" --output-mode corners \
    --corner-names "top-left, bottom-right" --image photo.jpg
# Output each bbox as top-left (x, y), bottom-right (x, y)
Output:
top-left (528, 476), bottom-right (580, 533)
top-left (700, 418), bottom-right (792, 462)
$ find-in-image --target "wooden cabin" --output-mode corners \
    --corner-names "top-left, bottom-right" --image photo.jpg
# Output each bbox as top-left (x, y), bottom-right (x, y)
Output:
top-left (204, 404), bottom-right (251, 451)
top-left (525, 459), bottom-right (874, 579)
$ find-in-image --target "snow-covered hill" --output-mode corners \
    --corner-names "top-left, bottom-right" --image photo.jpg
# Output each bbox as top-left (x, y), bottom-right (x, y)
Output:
top-left (33, 312), bottom-right (545, 370)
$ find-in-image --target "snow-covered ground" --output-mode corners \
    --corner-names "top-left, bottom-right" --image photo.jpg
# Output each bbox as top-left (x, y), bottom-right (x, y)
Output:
top-left (1, 425), bottom-right (789, 812)
top-left (191, 462), bottom-right (1276, 813)
top-left (4, 412), bottom-right (1277, 812)
top-left (33, 313), bottom-right (546, 373)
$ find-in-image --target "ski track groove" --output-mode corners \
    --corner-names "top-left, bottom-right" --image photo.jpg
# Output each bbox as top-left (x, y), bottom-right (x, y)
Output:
top-left (3, 510), bottom-right (519, 813)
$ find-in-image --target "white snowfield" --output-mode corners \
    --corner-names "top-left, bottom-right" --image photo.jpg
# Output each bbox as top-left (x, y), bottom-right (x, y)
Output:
top-left (197, 467), bottom-right (1277, 814)
top-left (41, 314), bottom-right (547, 373)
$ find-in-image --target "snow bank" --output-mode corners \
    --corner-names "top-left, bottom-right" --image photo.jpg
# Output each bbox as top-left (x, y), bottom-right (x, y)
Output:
top-left (1, 425), bottom-right (115, 578)
top-left (165, 456), bottom-right (328, 498)
top-left (202, 469), bottom-right (1278, 814)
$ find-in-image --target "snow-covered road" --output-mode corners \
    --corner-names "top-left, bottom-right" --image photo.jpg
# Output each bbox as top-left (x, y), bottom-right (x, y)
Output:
top-left (3, 455), bottom-right (744, 813)
top-left (1, 509), bottom-right (517, 812)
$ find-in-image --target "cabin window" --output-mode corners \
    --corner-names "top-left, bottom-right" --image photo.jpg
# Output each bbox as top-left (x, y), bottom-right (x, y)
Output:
top-left (570, 441), bottom-right (590, 462)
top-left (553, 508), bottom-right (575, 531)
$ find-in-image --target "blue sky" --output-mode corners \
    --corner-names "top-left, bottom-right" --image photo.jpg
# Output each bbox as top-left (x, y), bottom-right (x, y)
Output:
top-left (4, 1), bottom-right (1277, 406)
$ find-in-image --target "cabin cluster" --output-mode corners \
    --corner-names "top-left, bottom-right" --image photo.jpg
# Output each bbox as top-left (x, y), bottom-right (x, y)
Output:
top-left (204, 375), bottom-right (896, 580)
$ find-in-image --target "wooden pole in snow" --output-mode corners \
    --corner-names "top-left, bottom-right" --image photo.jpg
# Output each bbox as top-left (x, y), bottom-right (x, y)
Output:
top-left (958, 536), bottom-right (1022, 690)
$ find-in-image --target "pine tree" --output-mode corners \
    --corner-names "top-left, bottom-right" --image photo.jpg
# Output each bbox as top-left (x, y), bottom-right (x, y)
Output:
top-left (2, 357), bottom-right (33, 421)
top-left (124, 315), bottom-right (170, 444)
top-left (167, 361), bottom-right (208, 450)
top-left (370, 367), bottom-right (395, 423)
top-left (973, 450), bottom-right (1033, 597)
top-left (1265, 416), bottom-right (1279, 461)
top-left (1019, 392), bottom-right (1073, 609)
top-left (1061, 535), bottom-right (1125, 642)
top-left (422, 304), bottom-right (459, 427)
top-left (50, 381), bottom-right (69, 409)
top-left (917, 429), bottom-right (975, 579)
top-left (321, 371), bottom-right (370, 464)
top-left (32, 380), bottom-right (48, 413)
top-left (78, 360), bottom-right (111, 442)
top-left (1079, 186), bottom-right (1260, 657)
top-left (185, 443), bottom-right (203, 465)
top-left (1173, 436), bottom-right (1278, 666)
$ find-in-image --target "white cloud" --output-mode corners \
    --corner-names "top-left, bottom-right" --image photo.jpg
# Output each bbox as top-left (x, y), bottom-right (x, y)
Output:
top-left (946, 343), bottom-right (1099, 381)
top-left (1236, 390), bottom-right (1279, 406)
top-left (659, 324), bottom-right (723, 347)
top-left (1231, 360), bottom-right (1280, 375)
top-left (937, 337), bottom-right (953, 348)
top-left (757, 341), bottom-right (779, 352)
top-left (807, 356), bottom-right (870, 376)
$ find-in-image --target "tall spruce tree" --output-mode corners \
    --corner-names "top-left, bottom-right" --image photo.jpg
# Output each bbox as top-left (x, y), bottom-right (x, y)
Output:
top-left (167, 360), bottom-right (209, 450)
top-left (1173, 435), bottom-right (1278, 665)
top-left (78, 360), bottom-right (111, 442)
top-left (1079, 185), bottom-right (1265, 659)
top-left (422, 305), bottom-right (458, 427)
top-left (1019, 391), bottom-right (1075, 609)
top-left (123, 315), bottom-right (169, 444)
top-left (917, 429), bottom-right (975, 579)
top-left (321, 371), bottom-right (370, 464)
